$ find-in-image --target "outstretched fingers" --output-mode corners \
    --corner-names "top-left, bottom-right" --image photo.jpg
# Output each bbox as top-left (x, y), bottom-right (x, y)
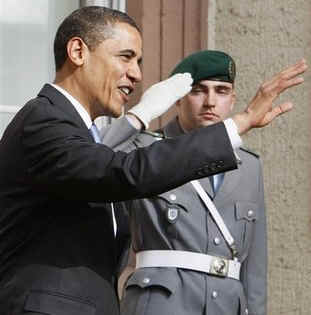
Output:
top-left (263, 59), bottom-right (307, 96)
top-left (280, 59), bottom-right (308, 80)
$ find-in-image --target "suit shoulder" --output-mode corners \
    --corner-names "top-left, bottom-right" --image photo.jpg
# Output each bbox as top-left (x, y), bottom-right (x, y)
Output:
top-left (239, 147), bottom-right (260, 159)
top-left (18, 97), bottom-right (49, 121)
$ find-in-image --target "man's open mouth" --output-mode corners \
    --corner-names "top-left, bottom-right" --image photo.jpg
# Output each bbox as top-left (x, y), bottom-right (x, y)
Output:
top-left (119, 86), bottom-right (133, 96)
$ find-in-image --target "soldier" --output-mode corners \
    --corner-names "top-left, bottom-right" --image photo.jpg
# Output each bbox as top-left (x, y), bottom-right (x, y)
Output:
top-left (115, 51), bottom-right (267, 315)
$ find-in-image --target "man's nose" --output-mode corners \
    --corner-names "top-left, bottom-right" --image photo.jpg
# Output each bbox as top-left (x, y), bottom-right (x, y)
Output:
top-left (128, 62), bottom-right (142, 83)
top-left (204, 91), bottom-right (216, 107)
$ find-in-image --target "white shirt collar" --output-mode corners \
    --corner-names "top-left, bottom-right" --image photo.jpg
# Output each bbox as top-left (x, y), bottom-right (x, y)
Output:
top-left (50, 83), bottom-right (92, 129)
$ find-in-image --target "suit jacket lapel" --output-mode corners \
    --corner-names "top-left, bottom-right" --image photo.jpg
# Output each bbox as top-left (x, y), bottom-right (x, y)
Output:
top-left (38, 84), bottom-right (90, 133)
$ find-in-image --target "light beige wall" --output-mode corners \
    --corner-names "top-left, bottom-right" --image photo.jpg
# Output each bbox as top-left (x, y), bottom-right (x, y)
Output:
top-left (211, 1), bottom-right (311, 314)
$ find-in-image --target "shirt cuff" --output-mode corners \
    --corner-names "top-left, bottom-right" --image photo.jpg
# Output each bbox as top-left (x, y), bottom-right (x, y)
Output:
top-left (224, 118), bottom-right (243, 149)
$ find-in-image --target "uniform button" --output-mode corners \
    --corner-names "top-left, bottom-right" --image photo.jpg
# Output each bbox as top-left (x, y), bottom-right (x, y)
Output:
top-left (245, 308), bottom-right (249, 315)
top-left (142, 277), bottom-right (150, 284)
top-left (214, 237), bottom-right (221, 245)
top-left (247, 210), bottom-right (254, 218)
top-left (211, 290), bottom-right (218, 299)
top-left (169, 194), bottom-right (176, 201)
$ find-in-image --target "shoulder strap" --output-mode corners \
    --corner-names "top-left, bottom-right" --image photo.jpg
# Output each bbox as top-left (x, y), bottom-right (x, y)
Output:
top-left (191, 180), bottom-right (238, 259)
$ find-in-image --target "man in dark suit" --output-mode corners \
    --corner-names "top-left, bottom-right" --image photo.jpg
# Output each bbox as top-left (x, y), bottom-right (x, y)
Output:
top-left (0, 6), bottom-right (306, 315)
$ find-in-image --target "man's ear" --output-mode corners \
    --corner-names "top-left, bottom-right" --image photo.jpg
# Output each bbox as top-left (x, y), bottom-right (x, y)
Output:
top-left (66, 37), bottom-right (88, 67)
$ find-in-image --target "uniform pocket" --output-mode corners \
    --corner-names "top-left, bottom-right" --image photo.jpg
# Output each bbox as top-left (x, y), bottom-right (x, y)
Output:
top-left (24, 290), bottom-right (96, 315)
top-left (126, 268), bottom-right (179, 294)
top-left (152, 192), bottom-right (189, 240)
top-left (235, 202), bottom-right (257, 222)
top-left (121, 268), bottom-right (179, 315)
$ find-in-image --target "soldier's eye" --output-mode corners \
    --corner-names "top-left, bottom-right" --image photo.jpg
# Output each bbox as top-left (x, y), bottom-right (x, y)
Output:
top-left (217, 88), bottom-right (232, 95)
top-left (191, 88), bottom-right (203, 94)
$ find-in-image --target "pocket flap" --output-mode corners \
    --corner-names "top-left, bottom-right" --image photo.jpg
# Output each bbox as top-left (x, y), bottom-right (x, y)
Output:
top-left (24, 290), bottom-right (96, 315)
top-left (126, 268), bottom-right (179, 294)
top-left (235, 201), bottom-right (258, 221)
top-left (157, 182), bottom-right (203, 213)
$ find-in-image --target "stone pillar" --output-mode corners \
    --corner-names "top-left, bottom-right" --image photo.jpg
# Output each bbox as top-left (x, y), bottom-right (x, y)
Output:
top-left (211, 1), bottom-right (311, 314)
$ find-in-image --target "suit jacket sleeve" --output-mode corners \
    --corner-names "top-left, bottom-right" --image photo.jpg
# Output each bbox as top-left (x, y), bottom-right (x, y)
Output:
top-left (21, 100), bottom-right (237, 202)
top-left (240, 160), bottom-right (267, 315)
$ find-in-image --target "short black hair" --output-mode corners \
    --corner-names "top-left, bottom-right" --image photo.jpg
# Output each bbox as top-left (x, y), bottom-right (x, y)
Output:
top-left (53, 6), bottom-right (140, 71)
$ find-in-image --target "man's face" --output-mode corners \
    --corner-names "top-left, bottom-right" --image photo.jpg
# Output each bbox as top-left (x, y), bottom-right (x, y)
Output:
top-left (81, 22), bottom-right (142, 119)
top-left (177, 80), bottom-right (235, 131)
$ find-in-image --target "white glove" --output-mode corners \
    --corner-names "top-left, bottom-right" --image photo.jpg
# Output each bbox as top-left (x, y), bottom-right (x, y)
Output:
top-left (129, 73), bottom-right (193, 128)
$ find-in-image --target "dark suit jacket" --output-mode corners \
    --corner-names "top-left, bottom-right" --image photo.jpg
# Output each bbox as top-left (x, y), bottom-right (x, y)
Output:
top-left (0, 84), bottom-right (237, 315)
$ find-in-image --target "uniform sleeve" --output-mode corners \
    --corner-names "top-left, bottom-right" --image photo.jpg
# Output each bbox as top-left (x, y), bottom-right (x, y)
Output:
top-left (22, 104), bottom-right (237, 202)
top-left (99, 116), bottom-right (140, 151)
top-left (241, 160), bottom-right (267, 315)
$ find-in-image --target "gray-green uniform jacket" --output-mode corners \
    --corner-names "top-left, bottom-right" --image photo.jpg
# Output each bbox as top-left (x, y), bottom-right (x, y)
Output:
top-left (103, 117), bottom-right (267, 315)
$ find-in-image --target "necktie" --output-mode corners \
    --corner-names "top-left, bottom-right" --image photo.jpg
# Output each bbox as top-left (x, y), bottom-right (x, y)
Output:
top-left (209, 173), bottom-right (224, 194)
top-left (89, 122), bottom-right (101, 143)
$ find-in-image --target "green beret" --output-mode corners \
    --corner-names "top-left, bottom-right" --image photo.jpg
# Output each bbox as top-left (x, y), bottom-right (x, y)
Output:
top-left (170, 50), bottom-right (236, 84)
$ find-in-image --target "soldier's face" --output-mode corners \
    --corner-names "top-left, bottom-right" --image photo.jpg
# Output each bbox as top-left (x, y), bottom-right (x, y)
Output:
top-left (177, 80), bottom-right (235, 132)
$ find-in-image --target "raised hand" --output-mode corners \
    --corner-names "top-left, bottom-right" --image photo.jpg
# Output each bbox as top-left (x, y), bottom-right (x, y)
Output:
top-left (233, 59), bottom-right (308, 135)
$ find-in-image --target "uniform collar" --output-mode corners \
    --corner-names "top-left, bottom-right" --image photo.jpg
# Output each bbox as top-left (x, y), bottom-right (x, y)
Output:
top-left (163, 117), bottom-right (185, 138)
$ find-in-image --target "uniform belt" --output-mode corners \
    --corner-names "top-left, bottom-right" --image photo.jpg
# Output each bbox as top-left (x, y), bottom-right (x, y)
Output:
top-left (136, 250), bottom-right (241, 280)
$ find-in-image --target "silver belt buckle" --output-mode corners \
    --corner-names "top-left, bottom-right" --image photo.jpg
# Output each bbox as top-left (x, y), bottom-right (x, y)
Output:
top-left (209, 257), bottom-right (229, 277)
